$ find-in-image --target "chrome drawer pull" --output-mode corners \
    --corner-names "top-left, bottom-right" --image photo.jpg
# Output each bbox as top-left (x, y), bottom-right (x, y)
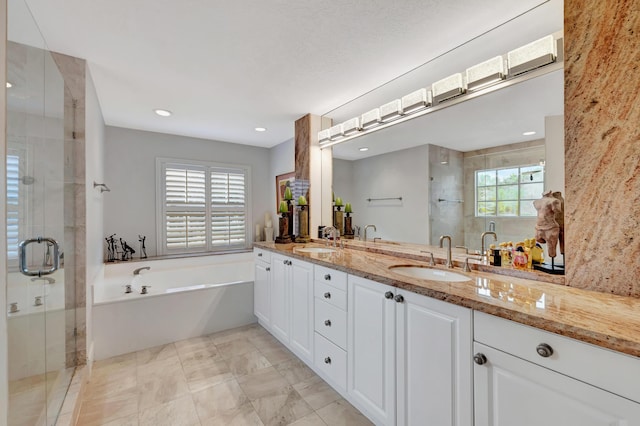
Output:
top-left (324, 357), bottom-right (331, 364)
top-left (324, 292), bottom-right (331, 299)
top-left (324, 319), bottom-right (332, 327)
top-left (324, 274), bottom-right (331, 280)
top-left (473, 353), bottom-right (487, 365)
top-left (536, 343), bottom-right (554, 358)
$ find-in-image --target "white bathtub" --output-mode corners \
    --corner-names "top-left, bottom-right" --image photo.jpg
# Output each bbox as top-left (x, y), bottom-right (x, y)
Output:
top-left (7, 269), bottom-right (68, 381)
top-left (93, 252), bottom-right (256, 360)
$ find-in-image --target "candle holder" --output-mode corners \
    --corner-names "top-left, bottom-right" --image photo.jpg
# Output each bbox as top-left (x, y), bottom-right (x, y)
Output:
top-left (295, 204), bottom-right (311, 243)
top-left (343, 212), bottom-right (354, 239)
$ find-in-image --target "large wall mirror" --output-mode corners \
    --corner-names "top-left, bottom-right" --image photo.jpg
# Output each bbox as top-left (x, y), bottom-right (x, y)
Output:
top-left (320, 0), bottom-right (564, 254)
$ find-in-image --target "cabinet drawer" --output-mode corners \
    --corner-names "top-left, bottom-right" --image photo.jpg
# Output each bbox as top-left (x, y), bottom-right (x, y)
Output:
top-left (314, 299), bottom-right (347, 349)
top-left (314, 280), bottom-right (347, 311)
top-left (314, 265), bottom-right (347, 291)
top-left (474, 311), bottom-right (640, 404)
top-left (254, 248), bottom-right (271, 263)
top-left (314, 332), bottom-right (347, 391)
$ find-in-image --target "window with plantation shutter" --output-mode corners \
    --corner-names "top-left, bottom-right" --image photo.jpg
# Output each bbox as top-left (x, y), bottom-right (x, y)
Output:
top-left (6, 153), bottom-right (21, 260)
top-left (157, 159), bottom-right (250, 254)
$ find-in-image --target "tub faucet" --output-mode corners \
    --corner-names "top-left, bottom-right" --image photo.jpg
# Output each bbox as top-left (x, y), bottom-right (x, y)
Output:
top-left (364, 224), bottom-right (377, 242)
top-left (133, 266), bottom-right (151, 276)
top-left (481, 231), bottom-right (497, 261)
top-left (439, 235), bottom-right (454, 268)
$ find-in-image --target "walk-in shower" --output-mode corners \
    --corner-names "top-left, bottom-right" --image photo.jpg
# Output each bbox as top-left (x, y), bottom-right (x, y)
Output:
top-left (6, 0), bottom-right (81, 424)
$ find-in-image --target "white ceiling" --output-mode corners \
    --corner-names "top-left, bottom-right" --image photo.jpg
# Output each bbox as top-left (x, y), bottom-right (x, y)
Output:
top-left (14, 0), bottom-right (559, 148)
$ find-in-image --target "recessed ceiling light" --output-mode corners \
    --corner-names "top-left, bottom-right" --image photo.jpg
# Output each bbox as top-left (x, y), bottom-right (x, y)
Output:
top-left (154, 109), bottom-right (172, 117)
top-left (255, 127), bottom-right (267, 132)
top-left (359, 147), bottom-right (369, 152)
top-left (522, 131), bottom-right (536, 136)
top-left (6, 82), bottom-right (12, 88)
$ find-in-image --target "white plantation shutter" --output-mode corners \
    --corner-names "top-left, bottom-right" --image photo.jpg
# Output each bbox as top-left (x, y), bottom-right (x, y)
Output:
top-left (211, 170), bottom-right (246, 247)
top-left (6, 154), bottom-right (21, 259)
top-left (159, 159), bottom-right (250, 254)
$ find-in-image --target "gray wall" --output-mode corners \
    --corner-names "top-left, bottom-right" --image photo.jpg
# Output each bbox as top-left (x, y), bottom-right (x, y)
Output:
top-left (104, 126), bottom-right (271, 257)
top-left (333, 145), bottom-right (430, 243)
top-left (85, 66), bottom-right (105, 364)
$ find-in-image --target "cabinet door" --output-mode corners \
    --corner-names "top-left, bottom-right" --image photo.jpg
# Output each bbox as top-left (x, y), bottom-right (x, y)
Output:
top-left (396, 291), bottom-right (472, 426)
top-left (348, 275), bottom-right (396, 426)
top-left (474, 343), bottom-right (640, 426)
top-left (253, 260), bottom-right (271, 326)
top-left (289, 259), bottom-right (314, 363)
top-left (270, 254), bottom-right (290, 344)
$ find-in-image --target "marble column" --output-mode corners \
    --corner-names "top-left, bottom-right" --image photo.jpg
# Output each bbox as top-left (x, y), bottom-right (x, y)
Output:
top-left (564, 0), bottom-right (640, 296)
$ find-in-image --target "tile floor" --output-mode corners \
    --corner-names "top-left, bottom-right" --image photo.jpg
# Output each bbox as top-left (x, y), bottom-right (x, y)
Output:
top-left (77, 323), bottom-right (373, 426)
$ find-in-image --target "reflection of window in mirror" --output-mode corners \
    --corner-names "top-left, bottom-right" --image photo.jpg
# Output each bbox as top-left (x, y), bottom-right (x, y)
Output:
top-left (476, 164), bottom-right (544, 217)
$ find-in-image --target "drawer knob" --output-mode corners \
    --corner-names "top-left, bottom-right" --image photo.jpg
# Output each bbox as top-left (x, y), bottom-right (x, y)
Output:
top-left (266, 267), bottom-right (270, 272)
top-left (258, 252), bottom-right (262, 257)
top-left (473, 353), bottom-right (487, 365)
top-left (324, 319), bottom-right (332, 327)
top-left (385, 291), bottom-right (394, 299)
top-left (394, 294), bottom-right (404, 303)
top-left (324, 292), bottom-right (331, 299)
top-left (324, 357), bottom-right (331, 364)
top-left (536, 343), bottom-right (554, 358)
top-left (324, 274), bottom-right (331, 280)
top-left (283, 260), bottom-right (288, 265)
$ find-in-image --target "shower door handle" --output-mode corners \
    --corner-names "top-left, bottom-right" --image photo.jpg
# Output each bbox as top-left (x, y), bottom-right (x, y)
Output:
top-left (18, 237), bottom-right (60, 277)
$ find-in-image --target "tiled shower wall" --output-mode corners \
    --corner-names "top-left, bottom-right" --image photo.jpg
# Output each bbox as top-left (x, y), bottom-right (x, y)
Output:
top-left (564, 0), bottom-right (640, 296)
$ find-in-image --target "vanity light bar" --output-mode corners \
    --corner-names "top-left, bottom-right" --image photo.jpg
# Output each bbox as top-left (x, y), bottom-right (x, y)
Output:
top-left (507, 35), bottom-right (556, 76)
top-left (342, 117), bottom-right (361, 135)
top-left (432, 73), bottom-right (466, 104)
top-left (318, 33), bottom-right (562, 149)
top-left (318, 128), bottom-right (331, 144)
top-left (360, 108), bottom-right (382, 129)
top-left (466, 56), bottom-right (506, 91)
top-left (401, 88), bottom-right (432, 114)
top-left (379, 99), bottom-right (404, 122)
top-left (329, 124), bottom-right (344, 140)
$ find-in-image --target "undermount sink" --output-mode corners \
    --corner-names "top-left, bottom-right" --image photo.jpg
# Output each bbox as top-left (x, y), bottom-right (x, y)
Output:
top-left (388, 265), bottom-right (471, 282)
top-left (295, 247), bottom-right (337, 254)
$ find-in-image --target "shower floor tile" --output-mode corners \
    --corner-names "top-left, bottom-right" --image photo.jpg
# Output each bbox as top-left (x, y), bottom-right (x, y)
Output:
top-left (77, 323), bottom-right (372, 426)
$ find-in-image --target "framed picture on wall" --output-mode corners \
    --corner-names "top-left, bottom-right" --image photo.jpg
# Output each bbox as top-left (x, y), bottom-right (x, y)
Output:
top-left (276, 171), bottom-right (295, 213)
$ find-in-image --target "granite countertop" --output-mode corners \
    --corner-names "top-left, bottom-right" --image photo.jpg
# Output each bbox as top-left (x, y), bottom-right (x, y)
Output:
top-left (254, 241), bottom-right (640, 358)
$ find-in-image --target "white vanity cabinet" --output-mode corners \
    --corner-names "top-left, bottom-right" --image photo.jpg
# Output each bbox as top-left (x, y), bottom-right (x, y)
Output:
top-left (314, 265), bottom-right (349, 392)
top-left (270, 253), bottom-right (314, 363)
top-left (473, 312), bottom-right (640, 426)
top-left (253, 248), bottom-right (271, 327)
top-left (348, 275), bottom-right (473, 426)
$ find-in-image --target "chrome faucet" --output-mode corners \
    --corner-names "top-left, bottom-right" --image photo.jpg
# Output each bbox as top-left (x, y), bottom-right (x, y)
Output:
top-left (323, 226), bottom-right (339, 248)
top-left (363, 224), bottom-right (377, 242)
top-left (133, 266), bottom-right (151, 276)
top-left (439, 235), bottom-right (454, 268)
top-left (481, 231), bottom-right (497, 260)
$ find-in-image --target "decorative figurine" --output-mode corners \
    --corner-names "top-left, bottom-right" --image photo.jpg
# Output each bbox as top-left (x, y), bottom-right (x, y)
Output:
top-left (138, 235), bottom-right (147, 259)
top-left (120, 238), bottom-right (136, 261)
top-left (105, 234), bottom-right (118, 262)
top-left (533, 190), bottom-right (564, 274)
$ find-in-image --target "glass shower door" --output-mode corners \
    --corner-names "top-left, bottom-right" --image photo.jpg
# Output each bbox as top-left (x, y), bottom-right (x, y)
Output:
top-left (6, 0), bottom-right (75, 424)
